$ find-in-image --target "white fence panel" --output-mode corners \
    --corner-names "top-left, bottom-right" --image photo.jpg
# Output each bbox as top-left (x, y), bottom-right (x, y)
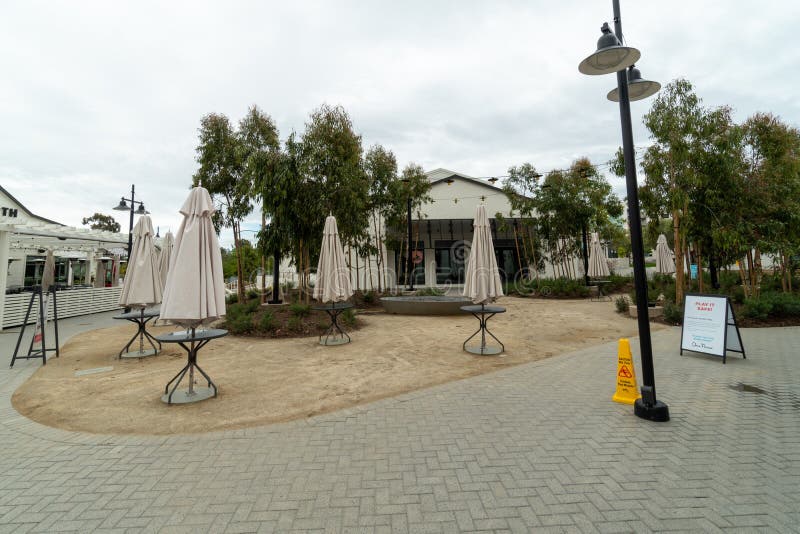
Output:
top-left (2, 287), bottom-right (123, 329)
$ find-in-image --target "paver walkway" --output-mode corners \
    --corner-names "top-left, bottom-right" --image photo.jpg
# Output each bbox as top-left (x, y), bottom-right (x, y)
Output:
top-left (1, 313), bottom-right (798, 533)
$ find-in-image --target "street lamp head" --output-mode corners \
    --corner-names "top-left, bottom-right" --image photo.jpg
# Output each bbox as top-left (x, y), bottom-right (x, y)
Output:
top-left (113, 198), bottom-right (128, 211)
top-left (607, 65), bottom-right (661, 102)
top-left (487, 177), bottom-right (498, 185)
top-left (578, 22), bottom-right (640, 75)
top-left (444, 178), bottom-right (455, 185)
top-left (135, 203), bottom-right (147, 215)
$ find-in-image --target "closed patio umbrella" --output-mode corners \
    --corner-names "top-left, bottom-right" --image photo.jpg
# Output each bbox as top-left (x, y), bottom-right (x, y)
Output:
top-left (160, 187), bottom-right (226, 326)
top-left (461, 205), bottom-right (505, 356)
top-left (463, 205), bottom-right (503, 305)
top-left (158, 230), bottom-right (174, 291)
top-left (41, 250), bottom-right (55, 290)
top-left (158, 186), bottom-right (226, 402)
top-left (655, 234), bottom-right (675, 274)
top-left (313, 215), bottom-right (353, 304)
top-left (118, 215), bottom-right (162, 308)
top-left (587, 232), bottom-right (611, 278)
top-left (94, 258), bottom-right (106, 288)
top-left (313, 215), bottom-right (354, 346)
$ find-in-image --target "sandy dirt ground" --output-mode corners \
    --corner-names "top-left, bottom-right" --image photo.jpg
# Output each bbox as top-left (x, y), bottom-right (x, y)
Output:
top-left (12, 296), bottom-right (663, 435)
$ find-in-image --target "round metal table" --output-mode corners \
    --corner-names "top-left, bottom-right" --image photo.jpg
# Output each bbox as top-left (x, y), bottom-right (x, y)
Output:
top-left (155, 328), bottom-right (228, 404)
top-left (460, 304), bottom-right (506, 355)
top-left (113, 307), bottom-right (162, 359)
top-left (313, 302), bottom-right (354, 345)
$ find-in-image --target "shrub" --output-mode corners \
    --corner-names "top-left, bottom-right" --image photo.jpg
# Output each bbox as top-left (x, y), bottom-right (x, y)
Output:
top-left (340, 309), bottom-right (356, 327)
top-left (415, 287), bottom-right (444, 296)
top-left (663, 301), bottom-right (683, 325)
top-left (742, 298), bottom-right (771, 320)
top-left (615, 296), bottom-right (629, 313)
top-left (247, 289), bottom-right (260, 300)
top-left (226, 293), bottom-right (238, 304)
top-left (761, 292), bottom-right (800, 317)
top-left (257, 310), bottom-right (275, 333)
top-left (287, 316), bottom-right (303, 332)
top-left (244, 299), bottom-right (260, 313)
top-left (226, 313), bottom-right (253, 334)
top-left (289, 302), bottom-right (311, 317)
top-left (362, 291), bottom-right (375, 304)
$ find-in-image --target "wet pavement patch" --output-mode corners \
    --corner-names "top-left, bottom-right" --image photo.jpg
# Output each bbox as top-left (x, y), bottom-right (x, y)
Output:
top-left (729, 383), bottom-right (766, 394)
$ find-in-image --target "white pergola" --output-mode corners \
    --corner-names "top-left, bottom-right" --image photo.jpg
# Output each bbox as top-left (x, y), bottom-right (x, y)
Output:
top-left (0, 185), bottom-right (131, 329)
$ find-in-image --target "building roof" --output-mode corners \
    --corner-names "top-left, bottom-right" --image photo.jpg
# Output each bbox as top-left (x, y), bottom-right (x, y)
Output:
top-left (425, 168), bottom-right (502, 191)
top-left (0, 184), bottom-right (129, 253)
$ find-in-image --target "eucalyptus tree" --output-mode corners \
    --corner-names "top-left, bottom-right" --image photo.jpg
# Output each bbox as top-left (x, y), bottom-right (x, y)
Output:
top-left (739, 112), bottom-right (800, 293)
top-left (238, 105), bottom-right (281, 302)
top-left (82, 213), bottom-right (121, 233)
top-left (193, 112), bottom-right (251, 302)
top-left (639, 78), bottom-right (704, 304)
top-left (301, 104), bottom-right (369, 245)
top-left (502, 163), bottom-right (546, 275)
top-left (537, 158), bottom-right (623, 279)
top-left (383, 163), bottom-right (431, 285)
top-left (364, 144), bottom-right (399, 291)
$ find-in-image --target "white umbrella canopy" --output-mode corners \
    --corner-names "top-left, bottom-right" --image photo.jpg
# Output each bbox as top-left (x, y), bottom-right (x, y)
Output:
top-left (158, 231), bottom-right (174, 291)
top-left (160, 187), bottom-right (226, 327)
top-left (94, 258), bottom-right (106, 288)
top-left (655, 233), bottom-right (676, 274)
top-left (119, 215), bottom-right (163, 308)
top-left (313, 215), bottom-right (353, 303)
top-left (587, 232), bottom-right (611, 278)
top-left (41, 250), bottom-right (55, 290)
top-left (463, 205), bottom-right (504, 305)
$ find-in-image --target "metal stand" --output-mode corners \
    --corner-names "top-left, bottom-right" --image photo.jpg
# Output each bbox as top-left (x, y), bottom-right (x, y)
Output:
top-left (117, 308), bottom-right (161, 358)
top-left (10, 287), bottom-right (59, 367)
top-left (162, 327), bottom-right (218, 404)
top-left (461, 304), bottom-right (506, 355)
top-left (315, 302), bottom-right (353, 346)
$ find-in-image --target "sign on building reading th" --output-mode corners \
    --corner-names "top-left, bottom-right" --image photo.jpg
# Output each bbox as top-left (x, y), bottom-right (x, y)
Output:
top-left (0, 207), bottom-right (19, 218)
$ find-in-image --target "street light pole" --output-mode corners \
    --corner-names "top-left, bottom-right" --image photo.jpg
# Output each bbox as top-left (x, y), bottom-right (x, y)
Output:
top-left (406, 195), bottom-right (414, 291)
top-left (580, 0), bottom-right (669, 422)
top-left (126, 184), bottom-right (135, 260)
top-left (581, 223), bottom-right (590, 286)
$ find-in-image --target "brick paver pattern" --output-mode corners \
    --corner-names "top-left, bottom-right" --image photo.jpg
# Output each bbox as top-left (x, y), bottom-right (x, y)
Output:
top-left (1, 319), bottom-right (798, 533)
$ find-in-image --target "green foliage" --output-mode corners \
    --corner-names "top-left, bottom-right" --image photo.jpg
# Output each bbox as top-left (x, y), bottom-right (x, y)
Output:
top-left (225, 302), bottom-right (254, 334)
top-left (362, 291), bottom-right (376, 304)
top-left (247, 288), bottom-right (260, 300)
top-left (82, 213), bottom-right (121, 233)
top-left (615, 296), bottom-right (629, 313)
top-left (226, 293), bottom-right (238, 304)
top-left (503, 158), bottom-right (623, 279)
top-left (257, 310), bottom-right (276, 333)
top-left (289, 302), bottom-right (311, 317)
top-left (415, 287), bottom-right (444, 296)
top-left (515, 277), bottom-right (590, 298)
top-left (340, 309), bottom-right (356, 328)
top-left (663, 301), bottom-right (684, 324)
top-left (287, 316), bottom-right (303, 332)
top-left (741, 298), bottom-right (772, 320)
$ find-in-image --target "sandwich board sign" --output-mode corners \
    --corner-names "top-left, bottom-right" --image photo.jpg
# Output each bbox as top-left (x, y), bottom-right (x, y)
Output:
top-left (680, 293), bottom-right (746, 364)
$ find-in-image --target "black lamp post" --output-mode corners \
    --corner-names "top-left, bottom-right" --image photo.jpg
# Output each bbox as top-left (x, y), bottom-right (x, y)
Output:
top-left (579, 0), bottom-right (669, 422)
top-left (401, 178), bottom-right (414, 291)
top-left (112, 184), bottom-right (148, 261)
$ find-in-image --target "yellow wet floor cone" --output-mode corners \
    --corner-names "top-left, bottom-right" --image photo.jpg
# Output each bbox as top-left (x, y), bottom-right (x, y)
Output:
top-left (612, 338), bottom-right (641, 404)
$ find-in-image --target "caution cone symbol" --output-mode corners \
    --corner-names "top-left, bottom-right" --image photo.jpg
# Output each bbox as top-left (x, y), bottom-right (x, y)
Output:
top-left (612, 338), bottom-right (641, 405)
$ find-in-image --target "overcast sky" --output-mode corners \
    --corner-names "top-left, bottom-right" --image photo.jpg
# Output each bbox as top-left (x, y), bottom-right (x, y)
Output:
top-left (2, 0), bottom-right (798, 247)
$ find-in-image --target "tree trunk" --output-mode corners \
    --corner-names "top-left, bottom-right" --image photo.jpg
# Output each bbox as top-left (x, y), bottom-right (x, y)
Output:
top-left (260, 212), bottom-right (266, 304)
top-left (738, 257), bottom-right (750, 299)
top-left (372, 212), bottom-right (383, 292)
top-left (233, 220), bottom-right (245, 303)
top-left (753, 247), bottom-right (763, 298)
top-left (673, 210), bottom-right (684, 305)
top-left (696, 243), bottom-right (704, 293)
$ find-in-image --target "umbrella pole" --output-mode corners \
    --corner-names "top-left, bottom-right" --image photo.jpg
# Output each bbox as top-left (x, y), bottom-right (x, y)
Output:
top-left (189, 327), bottom-right (195, 395)
top-left (139, 308), bottom-right (145, 354)
top-left (480, 303), bottom-right (486, 354)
